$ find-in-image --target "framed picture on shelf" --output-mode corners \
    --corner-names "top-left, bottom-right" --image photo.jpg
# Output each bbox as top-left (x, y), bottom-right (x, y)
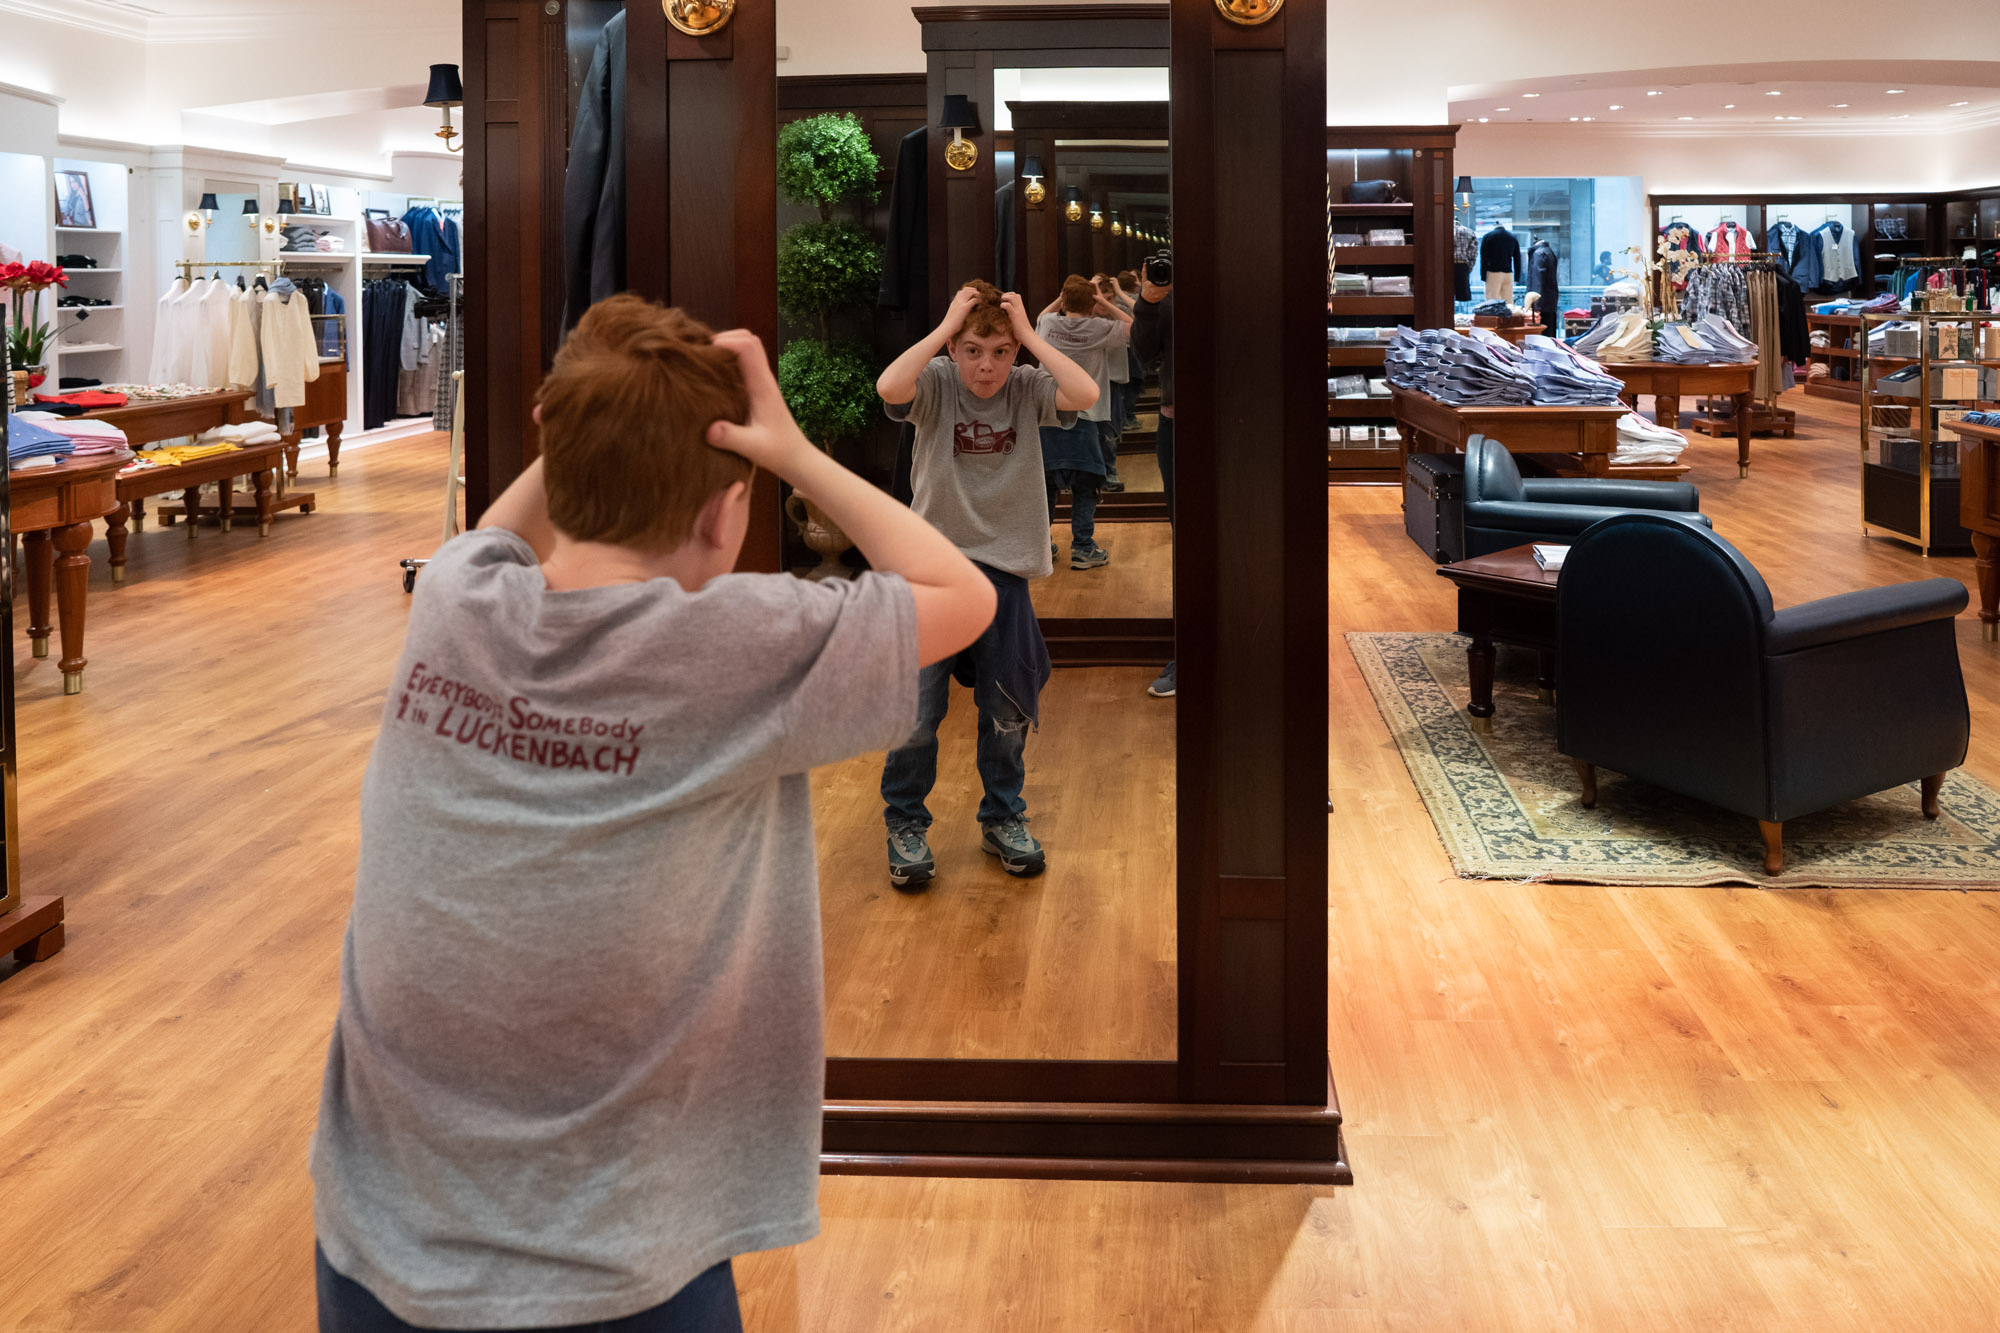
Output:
top-left (279, 182), bottom-right (304, 213)
top-left (54, 171), bottom-right (94, 229)
top-left (312, 185), bottom-right (331, 216)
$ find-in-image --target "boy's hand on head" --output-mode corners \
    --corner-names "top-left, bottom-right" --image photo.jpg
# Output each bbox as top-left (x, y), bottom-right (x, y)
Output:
top-left (706, 330), bottom-right (813, 478)
top-left (1000, 292), bottom-right (1034, 341)
top-left (938, 285), bottom-right (979, 341)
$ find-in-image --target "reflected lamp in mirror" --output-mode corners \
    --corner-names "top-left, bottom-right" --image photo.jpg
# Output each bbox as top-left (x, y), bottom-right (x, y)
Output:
top-left (1110, 211), bottom-right (1123, 237)
top-left (665, 0), bottom-right (735, 36)
top-left (242, 198), bottom-right (261, 229)
top-left (940, 94), bottom-right (979, 172)
top-left (1090, 201), bottom-right (1105, 231)
top-left (1022, 154), bottom-right (1046, 208)
top-left (188, 192), bottom-right (219, 234)
top-left (1065, 188), bottom-right (1084, 224)
top-left (426, 63), bottom-right (466, 154)
top-left (1215, 0), bottom-right (1284, 22)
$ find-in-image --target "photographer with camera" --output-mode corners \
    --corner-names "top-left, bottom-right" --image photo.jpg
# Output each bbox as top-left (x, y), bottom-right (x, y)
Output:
top-left (1131, 252), bottom-right (1175, 699)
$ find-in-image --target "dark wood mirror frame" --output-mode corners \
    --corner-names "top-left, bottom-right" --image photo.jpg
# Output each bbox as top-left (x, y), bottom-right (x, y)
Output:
top-left (461, 0), bottom-right (1344, 1183)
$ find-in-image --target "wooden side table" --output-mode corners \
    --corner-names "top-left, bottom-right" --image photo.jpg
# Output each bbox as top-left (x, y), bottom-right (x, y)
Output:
top-left (9, 451), bottom-right (132, 695)
top-left (108, 440), bottom-right (294, 582)
top-left (1435, 545), bottom-right (1562, 731)
top-left (1602, 360), bottom-right (1758, 476)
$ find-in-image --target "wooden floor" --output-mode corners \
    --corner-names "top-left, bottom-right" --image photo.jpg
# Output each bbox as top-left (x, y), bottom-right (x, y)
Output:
top-left (6, 390), bottom-right (2000, 1328)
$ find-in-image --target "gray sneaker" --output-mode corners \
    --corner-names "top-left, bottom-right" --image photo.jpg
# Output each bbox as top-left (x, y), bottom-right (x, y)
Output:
top-left (1071, 542), bottom-right (1110, 570)
top-left (1148, 660), bottom-right (1176, 698)
top-left (1100, 470), bottom-right (1126, 493)
top-left (887, 827), bottom-right (935, 891)
top-left (981, 816), bottom-right (1046, 877)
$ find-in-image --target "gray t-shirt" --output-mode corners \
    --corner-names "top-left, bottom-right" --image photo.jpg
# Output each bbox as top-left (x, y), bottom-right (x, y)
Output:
top-left (885, 356), bottom-right (1072, 578)
top-left (310, 528), bottom-right (918, 1329)
top-left (1035, 312), bottom-right (1129, 422)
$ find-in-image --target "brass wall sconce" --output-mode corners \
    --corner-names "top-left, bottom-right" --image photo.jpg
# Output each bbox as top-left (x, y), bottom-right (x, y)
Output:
top-left (242, 198), bottom-right (262, 229)
top-left (1090, 204), bottom-right (1104, 231)
top-left (1110, 212), bottom-right (1124, 237)
top-left (666, 0), bottom-right (735, 36)
top-left (940, 95), bottom-right (979, 172)
top-left (1064, 190), bottom-right (1083, 223)
top-left (426, 64), bottom-right (465, 153)
top-left (1022, 155), bottom-right (1046, 208)
top-left (186, 192), bottom-right (218, 234)
top-left (1214, 0), bottom-right (1284, 24)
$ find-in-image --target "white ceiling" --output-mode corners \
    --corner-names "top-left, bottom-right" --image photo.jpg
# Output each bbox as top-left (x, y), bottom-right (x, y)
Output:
top-left (1450, 64), bottom-right (2000, 133)
top-left (0, 0), bottom-right (454, 40)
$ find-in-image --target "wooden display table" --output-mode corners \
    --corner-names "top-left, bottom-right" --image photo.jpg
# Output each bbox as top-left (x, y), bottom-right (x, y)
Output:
top-left (1392, 387), bottom-right (1625, 478)
top-left (76, 390), bottom-right (316, 529)
top-left (1956, 418), bottom-right (2000, 641)
top-left (107, 440), bottom-right (296, 583)
top-left (1602, 360), bottom-right (1759, 476)
top-left (10, 449), bottom-right (134, 695)
top-left (294, 359), bottom-right (349, 477)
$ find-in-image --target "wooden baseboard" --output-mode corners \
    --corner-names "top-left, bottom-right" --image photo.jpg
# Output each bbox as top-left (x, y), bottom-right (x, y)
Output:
top-left (1039, 616), bottom-right (1175, 667)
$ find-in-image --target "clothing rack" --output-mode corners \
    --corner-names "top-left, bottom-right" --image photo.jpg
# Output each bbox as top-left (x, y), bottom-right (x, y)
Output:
top-left (175, 259), bottom-right (285, 279)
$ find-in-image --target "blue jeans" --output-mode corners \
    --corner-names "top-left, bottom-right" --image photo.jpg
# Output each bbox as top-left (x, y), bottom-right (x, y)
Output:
top-left (1045, 469), bottom-right (1100, 547)
top-left (315, 1248), bottom-right (741, 1333)
top-left (1156, 413), bottom-right (1175, 525)
top-left (1097, 418), bottom-right (1121, 474)
top-left (882, 659), bottom-right (1030, 831)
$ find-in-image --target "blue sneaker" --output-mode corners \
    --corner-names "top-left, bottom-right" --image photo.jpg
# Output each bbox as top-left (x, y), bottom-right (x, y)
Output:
top-left (1148, 661), bottom-right (1176, 698)
top-left (1071, 542), bottom-right (1110, 570)
top-left (981, 816), bottom-right (1046, 877)
top-left (887, 827), bottom-right (935, 891)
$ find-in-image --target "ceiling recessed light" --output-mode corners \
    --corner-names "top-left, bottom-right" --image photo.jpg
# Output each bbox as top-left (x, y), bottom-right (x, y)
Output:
top-left (1522, 93), bottom-right (1540, 98)
top-left (1723, 103), bottom-right (1735, 109)
top-left (1581, 116), bottom-right (1595, 122)
top-left (1765, 90), bottom-right (1782, 96)
top-left (1832, 103), bottom-right (1849, 108)
top-left (1568, 116), bottom-right (1579, 121)
top-left (1495, 107), bottom-right (1511, 112)
top-left (1951, 100), bottom-right (1972, 107)
top-left (1476, 117), bottom-right (1489, 123)
top-left (1886, 89), bottom-right (1905, 94)
top-left (1646, 90), bottom-right (1662, 97)
top-left (1677, 116), bottom-right (1695, 121)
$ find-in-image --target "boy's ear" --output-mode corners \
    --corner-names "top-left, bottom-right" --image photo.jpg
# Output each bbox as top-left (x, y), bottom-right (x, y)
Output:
top-left (532, 403), bottom-right (543, 425)
top-left (698, 480), bottom-right (750, 550)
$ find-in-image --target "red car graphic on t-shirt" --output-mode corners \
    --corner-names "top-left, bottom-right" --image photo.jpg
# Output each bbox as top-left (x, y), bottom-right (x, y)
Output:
top-left (954, 422), bottom-right (1016, 456)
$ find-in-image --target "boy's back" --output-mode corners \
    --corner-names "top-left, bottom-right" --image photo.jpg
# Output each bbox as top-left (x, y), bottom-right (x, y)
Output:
top-left (311, 528), bottom-right (917, 1328)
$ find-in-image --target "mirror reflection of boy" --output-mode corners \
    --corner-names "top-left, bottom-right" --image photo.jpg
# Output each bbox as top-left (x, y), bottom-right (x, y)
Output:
top-left (875, 280), bottom-right (1099, 889)
top-left (1037, 275), bottom-right (1133, 566)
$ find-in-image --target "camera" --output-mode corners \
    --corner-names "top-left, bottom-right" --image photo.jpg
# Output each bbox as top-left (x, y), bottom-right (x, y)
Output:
top-left (1144, 253), bottom-right (1172, 287)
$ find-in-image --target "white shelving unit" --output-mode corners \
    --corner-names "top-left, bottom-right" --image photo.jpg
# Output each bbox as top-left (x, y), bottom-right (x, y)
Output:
top-left (50, 160), bottom-right (129, 385)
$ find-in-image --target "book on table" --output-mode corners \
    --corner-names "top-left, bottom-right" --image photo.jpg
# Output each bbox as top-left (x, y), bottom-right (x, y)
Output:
top-left (1532, 544), bottom-right (1569, 571)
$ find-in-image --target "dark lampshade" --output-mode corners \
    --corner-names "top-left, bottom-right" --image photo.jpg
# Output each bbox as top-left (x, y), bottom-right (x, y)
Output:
top-left (277, 197), bottom-right (297, 215)
top-left (1067, 186), bottom-right (1081, 203)
top-left (939, 94), bottom-right (977, 132)
top-left (1022, 154), bottom-right (1044, 178)
top-left (197, 192), bottom-right (220, 213)
top-left (242, 198), bottom-right (260, 215)
top-left (1455, 175), bottom-right (1474, 194)
top-left (425, 63), bottom-right (465, 109)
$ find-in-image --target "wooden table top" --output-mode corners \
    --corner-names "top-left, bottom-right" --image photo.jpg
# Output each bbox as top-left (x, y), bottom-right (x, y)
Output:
top-left (1601, 359), bottom-right (1758, 375)
top-left (1436, 545), bottom-right (1562, 599)
top-left (72, 390), bottom-right (252, 429)
top-left (8, 449), bottom-right (135, 487)
top-left (116, 439), bottom-right (290, 500)
top-left (1391, 389), bottom-right (1626, 422)
top-left (1955, 420), bottom-right (2000, 443)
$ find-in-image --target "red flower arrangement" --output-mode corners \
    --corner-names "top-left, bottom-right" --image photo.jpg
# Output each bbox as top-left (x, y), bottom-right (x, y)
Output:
top-left (3, 259), bottom-right (69, 375)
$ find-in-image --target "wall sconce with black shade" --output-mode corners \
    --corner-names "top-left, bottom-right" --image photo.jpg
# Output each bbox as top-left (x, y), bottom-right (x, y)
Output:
top-left (940, 94), bottom-right (979, 172)
top-left (1090, 201), bottom-right (1105, 231)
top-left (242, 197), bottom-right (262, 229)
top-left (1455, 175), bottom-right (1474, 206)
top-left (1022, 154), bottom-right (1046, 208)
top-left (1109, 210), bottom-right (1123, 237)
top-left (1064, 188), bottom-right (1084, 223)
top-left (186, 191), bottom-right (220, 234)
top-left (427, 63), bottom-right (465, 154)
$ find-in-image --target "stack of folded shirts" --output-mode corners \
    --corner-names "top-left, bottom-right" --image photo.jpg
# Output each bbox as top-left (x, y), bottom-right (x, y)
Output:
top-left (1471, 300), bottom-right (1514, 318)
top-left (1367, 378), bottom-right (1392, 397)
top-left (12, 411), bottom-right (129, 456)
top-left (1370, 274), bottom-right (1411, 296)
top-left (316, 234), bottom-right (347, 253)
top-left (1656, 315), bottom-right (1756, 365)
top-left (7, 413), bottom-right (79, 467)
top-left (1328, 233), bottom-right (1364, 248)
top-left (196, 421), bottom-right (284, 447)
top-left (1858, 292), bottom-right (1901, 315)
top-left (1962, 410), bottom-right (2000, 427)
top-left (1809, 329), bottom-right (1830, 348)
top-left (1330, 272), bottom-right (1368, 295)
top-left (1572, 310), bottom-right (1654, 362)
top-left (1807, 361), bottom-right (1831, 379)
top-left (1328, 374), bottom-right (1369, 399)
top-left (1516, 335), bottom-right (1627, 405)
top-left (1614, 411), bottom-right (1689, 466)
top-left (1327, 326), bottom-right (1392, 344)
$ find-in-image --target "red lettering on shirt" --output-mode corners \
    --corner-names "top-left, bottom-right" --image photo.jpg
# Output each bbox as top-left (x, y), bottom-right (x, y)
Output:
top-left (954, 422), bottom-right (1015, 457)
top-left (397, 670), bottom-right (645, 775)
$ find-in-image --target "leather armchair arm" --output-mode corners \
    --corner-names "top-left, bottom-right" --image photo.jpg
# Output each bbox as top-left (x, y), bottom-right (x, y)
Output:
top-left (1764, 578), bottom-right (1969, 656)
top-left (1520, 479), bottom-right (1702, 511)
top-left (1469, 501), bottom-right (1712, 536)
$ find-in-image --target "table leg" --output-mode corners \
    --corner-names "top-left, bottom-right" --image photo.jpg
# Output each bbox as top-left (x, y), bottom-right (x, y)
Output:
top-left (183, 487), bottom-right (201, 540)
top-left (327, 421), bottom-right (343, 475)
top-left (1656, 392), bottom-right (1681, 431)
top-left (253, 468), bottom-right (275, 537)
top-left (132, 497), bottom-right (146, 533)
top-left (1619, 389), bottom-right (1638, 410)
top-left (1974, 532), bottom-right (1999, 642)
top-left (218, 475), bottom-right (234, 534)
top-left (1467, 635), bottom-right (1497, 733)
top-left (23, 530), bottom-right (52, 659)
top-left (52, 521), bottom-right (91, 695)
top-left (106, 504), bottom-right (130, 585)
top-left (1537, 651), bottom-right (1556, 705)
top-left (1734, 391), bottom-right (1752, 477)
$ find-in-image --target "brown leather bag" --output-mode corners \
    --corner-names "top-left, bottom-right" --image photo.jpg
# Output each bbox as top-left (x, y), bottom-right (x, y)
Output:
top-left (364, 209), bottom-right (413, 253)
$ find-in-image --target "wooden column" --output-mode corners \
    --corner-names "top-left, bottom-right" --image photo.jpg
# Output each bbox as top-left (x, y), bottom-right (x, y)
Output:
top-left (622, 0), bottom-right (781, 572)
top-left (1171, 0), bottom-right (1330, 1106)
top-left (462, 0), bottom-right (567, 523)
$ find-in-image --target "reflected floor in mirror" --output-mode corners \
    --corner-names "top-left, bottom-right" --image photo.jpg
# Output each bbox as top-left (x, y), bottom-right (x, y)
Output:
top-left (1035, 521), bottom-right (1173, 618)
top-left (814, 667), bottom-right (1176, 1062)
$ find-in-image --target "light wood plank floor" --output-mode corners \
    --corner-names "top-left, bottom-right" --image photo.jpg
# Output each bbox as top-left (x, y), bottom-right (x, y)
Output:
top-left (5, 390), bottom-right (2000, 1329)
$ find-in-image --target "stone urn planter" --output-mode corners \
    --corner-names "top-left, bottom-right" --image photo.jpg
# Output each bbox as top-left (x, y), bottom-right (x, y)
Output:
top-left (786, 492), bottom-right (854, 580)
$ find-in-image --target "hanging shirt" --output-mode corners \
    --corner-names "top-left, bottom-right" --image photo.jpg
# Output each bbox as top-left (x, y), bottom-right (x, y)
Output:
top-left (261, 280), bottom-right (321, 409)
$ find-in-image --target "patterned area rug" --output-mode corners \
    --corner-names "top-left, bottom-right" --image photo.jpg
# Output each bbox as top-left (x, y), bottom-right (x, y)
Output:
top-left (1349, 631), bottom-right (2000, 889)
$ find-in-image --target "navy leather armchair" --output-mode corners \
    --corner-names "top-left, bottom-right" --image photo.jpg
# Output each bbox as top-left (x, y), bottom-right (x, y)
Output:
top-left (1556, 514), bottom-right (1970, 874)
top-left (1463, 434), bottom-right (1711, 558)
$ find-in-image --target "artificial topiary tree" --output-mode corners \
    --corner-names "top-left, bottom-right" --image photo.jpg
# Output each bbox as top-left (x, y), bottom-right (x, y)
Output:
top-left (774, 113), bottom-right (883, 454)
